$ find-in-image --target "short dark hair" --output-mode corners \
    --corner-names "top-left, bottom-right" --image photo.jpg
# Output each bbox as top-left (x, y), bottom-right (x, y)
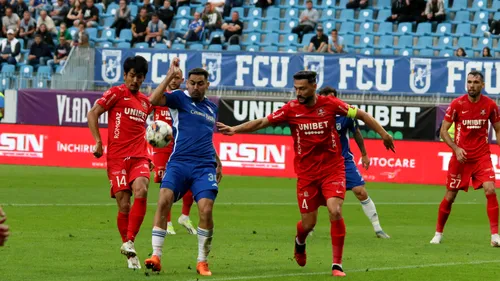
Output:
top-left (318, 86), bottom-right (337, 97)
top-left (306, 0), bottom-right (312, 3)
top-left (123, 56), bottom-right (149, 76)
top-left (293, 70), bottom-right (317, 84)
top-left (188, 68), bottom-right (209, 80)
top-left (331, 29), bottom-right (338, 32)
top-left (152, 12), bottom-right (159, 17)
top-left (139, 7), bottom-right (147, 13)
top-left (468, 70), bottom-right (484, 82)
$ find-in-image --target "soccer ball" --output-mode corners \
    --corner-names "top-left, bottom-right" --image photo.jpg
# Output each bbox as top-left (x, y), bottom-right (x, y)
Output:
top-left (146, 121), bottom-right (173, 148)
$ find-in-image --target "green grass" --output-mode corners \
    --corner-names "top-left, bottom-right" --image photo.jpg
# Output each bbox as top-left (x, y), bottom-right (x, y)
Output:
top-left (1, 164), bottom-right (499, 281)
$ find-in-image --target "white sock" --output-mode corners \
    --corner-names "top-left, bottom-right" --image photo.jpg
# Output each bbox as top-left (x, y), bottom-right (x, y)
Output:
top-left (492, 234), bottom-right (499, 240)
top-left (179, 214), bottom-right (189, 221)
top-left (167, 221), bottom-right (173, 226)
top-left (152, 226), bottom-right (166, 258)
top-left (434, 232), bottom-right (443, 237)
top-left (197, 227), bottom-right (213, 262)
top-left (360, 197), bottom-right (382, 232)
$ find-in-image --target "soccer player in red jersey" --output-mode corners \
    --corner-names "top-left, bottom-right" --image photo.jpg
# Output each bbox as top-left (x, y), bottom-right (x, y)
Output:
top-left (430, 70), bottom-right (500, 246)
top-left (151, 70), bottom-right (197, 235)
top-left (87, 56), bottom-right (153, 269)
top-left (0, 206), bottom-right (8, 246)
top-left (217, 71), bottom-right (395, 276)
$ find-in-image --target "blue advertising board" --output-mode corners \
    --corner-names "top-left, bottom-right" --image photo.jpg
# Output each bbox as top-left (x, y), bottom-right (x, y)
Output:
top-left (95, 48), bottom-right (500, 95)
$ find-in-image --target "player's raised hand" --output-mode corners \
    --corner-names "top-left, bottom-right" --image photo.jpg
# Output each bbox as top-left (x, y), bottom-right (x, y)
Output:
top-left (361, 155), bottom-right (370, 170)
top-left (216, 122), bottom-right (236, 136)
top-left (93, 141), bottom-right (103, 158)
top-left (382, 134), bottom-right (395, 153)
top-left (168, 57), bottom-right (181, 76)
top-left (454, 147), bottom-right (467, 163)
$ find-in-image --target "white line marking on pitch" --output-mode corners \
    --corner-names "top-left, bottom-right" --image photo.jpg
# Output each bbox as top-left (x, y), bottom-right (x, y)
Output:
top-left (0, 202), bottom-right (483, 207)
top-left (202, 259), bottom-right (500, 281)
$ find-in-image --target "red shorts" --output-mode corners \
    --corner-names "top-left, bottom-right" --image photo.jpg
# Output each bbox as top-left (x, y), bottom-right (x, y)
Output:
top-left (107, 157), bottom-right (151, 198)
top-left (153, 152), bottom-right (172, 183)
top-left (446, 154), bottom-right (495, 192)
top-left (296, 166), bottom-right (346, 214)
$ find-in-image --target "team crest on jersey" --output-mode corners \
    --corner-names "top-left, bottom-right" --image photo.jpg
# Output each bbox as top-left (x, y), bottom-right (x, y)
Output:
top-left (142, 101), bottom-right (148, 110)
top-left (481, 109), bottom-right (486, 115)
top-left (303, 191), bottom-right (309, 197)
top-left (303, 55), bottom-right (324, 88)
top-left (121, 169), bottom-right (126, 175)
top-left (336, 122), bottom-right (341, 130)
top-left (101, 50), bottom-right (122, 84)
top-left (409, 58), bottom-right (431, 94)
top-left (201, 52), bottom-right (221, 86)
top-left (317, 107), bottom-right (325, 116)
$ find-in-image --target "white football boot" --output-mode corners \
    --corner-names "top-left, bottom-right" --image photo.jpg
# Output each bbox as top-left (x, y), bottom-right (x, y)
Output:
top-left (120, 240), bottom-right (137, 257)
top-left (430, 233), bottom-right (443, 244)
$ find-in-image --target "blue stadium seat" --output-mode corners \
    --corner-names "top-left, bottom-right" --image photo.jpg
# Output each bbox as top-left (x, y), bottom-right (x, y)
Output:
top-left (113, 29), bottom-right (132, 43)
top-left (411, 22), bottom-right (432, 36)
top-left (451, 11), bottom-right (470, 24)
top-left (433, 36), bottom-right (453, 50)
top-left (394, 22), bottom-right (413, 35)
top-left (355, 9), bottom-right (374, 23)
top-left (353, 22), bottom-right (373, 35)
top-left (245, 7), bottom-right (262, 20)
top-left (371, 22), bottom-right (393, 35)
top-left (336, 0), bottom-right (349, 8)
top-left (154, 44), bottom-right (168, 49)
top-left (116, 42), bottom-right (130, 48)
top-left (318, 0), bottom-right (335, 9)
top-left (283, 8), bottom-right (299, 21)
top-left (189, 43), bottom-right (204, 50)
top-left (473, 11), bottom-right (488, 23)
top-left (104, 2), bottom-right (118, 18)
top-left (439, 49), bottom-right (454, 57)
top-left (95, 28), bottom-right (116, 42)
top-left (276, 33), bottom-right (298, 47)
top-left (494, 12), bottom-right (500, 21)
top-left (279, 19), bottom-right (299, 34)
top-left (68, 26), bottom-right (78, 38)
top-left (399, 49), bottom-right (413, 56)
top-left (320, 8), bottom-right (336, 21)
top-left (342, 35), bottom-right (354, 51)
top-left (129, 4), bottom-right (138, 18)
top-left (195, 6), bottom-right (205, 15)
top-left (170, 19), bottom-right (189, 33)
top-left (376, 35), bottom-right (394, 49)
top-left (453, 23), bottom-right (471, 37)
top-left (354, 34), bottom-right (374, 49)
top-left (457, 37), bottom-right (472, 49)
top-left (471, 0), bottom-right (487, 11)
top-left (338, 22), bottom-right (354, 35)
top-left (1, 64), bottom-right (15, 89)
top-left (413, 36), bottom-right (433, 50)
top-left (261, 20), bottom-right (279, 34)
top-left (175, 6), bottom-right (191, 19)
top-left (334, 10), bottom-right (354, 23)
top-left (262, 45), bottom-right (278, 52)
top-left (171, 43), bottom-right (185, 50)
top-left (98, 42), bottom-right (112, 48)
top-left (474, 37), bottom-right (492, 52)
top-left (449, 0), bottom-right (467, 12)
top-left (103, 17), bottom-right (114, 27)
top-left (244, 19), bottom-right (262, 33)
top-left (419, 49), bottom-right (435, 57)
top-left (207, 31), bottom-right (224, 44)
top-left (227, 45), bottom-right (241, 51)
top-left (259, 33), bottom-right (279, 46)
top-left (488, 1), bottom-right (500, 12)
top-left (374, 9), bottom-right (391, 22)
top-left (435, 23), bottom-right (452, 35)
top-left (242, 33), bottom-right (261, 46)
top-left (265, 7), bottom-right (281, 21)
top-left (394, 35), bottom-right (412, 49)
top-left (472, 23), bottom-right (489, 38)
top-left (246, 45), bottom-right (259, 52)
top-left (300, 33), bottom-right (316, 48)
top-left (208, 44), bottom-right (222, 51)
top-left (323, 21), bottom-right (335, 32)
top-left (35, 66), bottom-right (52, 89)
top-left (361, 48), bottom-right (374, 55)
top-left (380, 48), bottom-right (394, 55)
top-left (95, 3), bottom-right (104, 17)
top-left (86, 28), bottom-right (98, 41)
top-left (134, 42), bottom-right (149, 49)
top-left (373, 0), bottom-right (391, 10)
top-left (285, 46), bottom-right (297, 53)
top-left (19, 65), bottom-right (33, 89)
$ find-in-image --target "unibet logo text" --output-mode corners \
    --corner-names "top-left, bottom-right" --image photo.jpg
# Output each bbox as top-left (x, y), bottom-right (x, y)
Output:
top-left (220, 143), bottom-right (285, 169)
top-left (462, 119), bottom-right (487, 129)
top-left (0, 133), bottom-right (44, 158)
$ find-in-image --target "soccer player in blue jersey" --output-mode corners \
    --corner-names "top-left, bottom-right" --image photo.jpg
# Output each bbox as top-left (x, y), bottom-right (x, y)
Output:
top-left (318, 87), bottom-right (390, 239)
top-left (145, 58), bottom-right (222, 276)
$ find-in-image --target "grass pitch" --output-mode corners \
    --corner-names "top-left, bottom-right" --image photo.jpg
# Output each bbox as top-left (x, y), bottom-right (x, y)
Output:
top-left (1, 165), bottom-right (499, 281)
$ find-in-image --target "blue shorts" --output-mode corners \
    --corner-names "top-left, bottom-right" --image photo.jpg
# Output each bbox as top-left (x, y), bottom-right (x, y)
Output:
top-left (160, 161), bottom-right (218, 202)
top-left (345, 160), bottom-right (365, 190)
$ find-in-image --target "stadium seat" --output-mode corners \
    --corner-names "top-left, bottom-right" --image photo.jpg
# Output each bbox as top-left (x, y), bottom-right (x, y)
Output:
top-left (175, 6), bottom-right (191, 19)
top-left (374, 9), bottom-right (391, 22)
top-left (411, 22), bottom-right (432, 36)
top-left (207, 31), bottom-right (224, 45)
top-left (0, 64), bottom-right (15, 89)
top-left (487, 1), bottom-right (500, 12)
top-left (494, 12), bottom-right (500, 21)
top-left (171, 43), bottom-right (185, 50)
top-left (68, 26), bottom-right (78, 38)
top-left (283, 126), bottom-right (291, 135)
top-left (195, 6), bottom-right (205, 15)
top-left (134, 42), bottom-right (149, 49)
top-left (394, 35), bottom-right (412, 49)
top-left (300, 33), bottom-right (316, 48)
top-left (116, 42), bottom-right (130, 48)
top-left (474, 37), bottom-right (492, 52)
top-left (355, 9), bottom-right (374, 23)
top-left (399, 49), bottom-right (413, 56)
top-left (371, 22), bottom-right (393, 35)
top-left (261, 20), bottom-right (279, 34)
top-left (208, 44), bottom-right (222, 51)
top-left (393, 131), bottom-right (403, 140)
top-left (265, 7), bottom-right (281, 21)
top-left (86, 28), bottom-right (98, 41)
top-left (367, 130), bottom-right (377, 138)
top-left (453, 23), bottom-right (471, 37)
top-left (394, 22), bottom-right (413, 35)
top-left (449, 0), bottom-right (467, 12)
top-left (102, 17), bottom-right (115, 28)
top-left (334, 10), bottom-right (354, 23)
top-left (473, 11), bottom-right (488, 23)
top-left (112, 29), bottom-right (132, 43)
top-left (323, 21), bottom-right (335, 32)
top-left (376, 35), bottom-right (394, 49)
top-left (245, 7), bottom-right (262, 20)
top-left (227, 45), bottom-right (241, 51)
top-left (274, 126), bottom-right (283, 135)
top-left (439, 49), bottom-right (454, 57)
top-left (361, 48), bottom-right (374, 55)
top-left (318, 0), bottom-right (334, 9)
top-left (95, 28), bottom-right (116, 42)
top-left (262, 45), bottom-right (278, 52)
top-left (457, 37), bottom-right (472, 50)
top-left (35, 66), bottom-right (52, 89)
top-left (285, 46), bottom-right (297, 53)
top-left (245, 19), bottom-right (262, 33)
top-left (241, 33), bottom-right (261, 46)
top-left (336, 0), bottom-right (349, 8)
top-left (451, 11), bottom-right (470, 24)
top-left (354, 35), bottom-right (374, 49)
top-left (433, 36), bottom-right (453, 50)
top-left (259, 33), bottom-right (279, 46)
top-left (435, 23), bottom-right (452, 35)
top-left (276, 33), bottom-right (298, 47)
top-left (471, 23), bottom-right (489, 38)
top-left (419, 49), bottom-right (435, 57)
top-left (170, 19), bottom-right (189, 33)
top-left (283, 8), bottom-right (299, 21)
top-left (98, 42), bottom-right (112, 48)
top-left (353, 22), bottom-right (373, 35)
top-left (154, 44), bottom-right (168, 49)
top-left (320, 8), bottom-right (336, 22)
top-left (189, 43), bottom-right (204, 50)
top-left (413, 36), bottom-right (433, 50)
top-left (55, 65), bottom-right (63, 74)
top-left (471, 0), bottom-right (487, 11)
top-left (246, 45), bottom-right (259, 52)
top-left (105, 2), bottom-right (119, 17)
top-left (279, 19), bottom-right (299, 34)
top-left (373, 0), bottom-right (391, 10)
top-left (338, 22), bottom-right (355, 35)
top-left (129, 4), bottom-right (138, 18)
top-left (19, 65), bottom-right (33, 89)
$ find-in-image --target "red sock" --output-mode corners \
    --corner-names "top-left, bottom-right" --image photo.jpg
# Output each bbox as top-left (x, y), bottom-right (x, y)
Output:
top-left (330, 218), bottom-right (345, 265)
top-left (296, 221), bottom-right (310, 244)
top-left (182, 192), bottom-right (194, 216)
top-left (166, 211), bottom-right (171, 223)
top-left (436, 198), bottom-right (453, 233)
top-left (117, 212), bottom-right (129, 243)
top-left (486, 193), bottom-right (499, 234)
top-left (127, 198), bottom-right (147, 242)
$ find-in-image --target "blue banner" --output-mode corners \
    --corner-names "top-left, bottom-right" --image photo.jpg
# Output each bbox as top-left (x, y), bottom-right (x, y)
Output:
top-left (95, 48), bottom-right (500, 96)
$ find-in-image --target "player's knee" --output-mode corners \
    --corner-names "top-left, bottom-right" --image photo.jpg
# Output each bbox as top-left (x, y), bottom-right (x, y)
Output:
top-left (328, 205), bottom-right (342, 220)
top-left (158, 188), bottom-right (174, 208)
top-left (353, 187), bottom-right (368, 201)
top-left (445, 190), bottom-right (458, 202)
top-left (484, 183), bottom-right (496, 195)
top-left (132, 178), bottom-right (149, 198)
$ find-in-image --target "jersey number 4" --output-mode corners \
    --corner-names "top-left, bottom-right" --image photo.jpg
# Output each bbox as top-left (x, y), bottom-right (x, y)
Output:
top-left (302, 199), bottom-right (309, 210)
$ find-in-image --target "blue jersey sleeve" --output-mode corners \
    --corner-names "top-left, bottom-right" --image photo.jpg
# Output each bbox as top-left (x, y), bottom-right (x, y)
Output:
top-left (0, 96), bottom-right (4, 108)
top-left (349, 119), bottom-right (359, 134)
top-left (165, 90), bottom-right (185, 109)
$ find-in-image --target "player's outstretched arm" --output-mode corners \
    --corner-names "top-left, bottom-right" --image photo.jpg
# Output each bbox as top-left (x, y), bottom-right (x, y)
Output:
top-left (353, 127), bottom-right (370, 170)
top-left (87, 103), bottom-right (106, 158)
top-left (150, 57), bottom-right (180, 106)
top-left (216, 118), bottom-right (271, 135)
top-left (355, 109), bottom-right (395, 152)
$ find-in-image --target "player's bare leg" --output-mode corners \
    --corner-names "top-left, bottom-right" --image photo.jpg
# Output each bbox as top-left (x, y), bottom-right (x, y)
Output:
top-left (352, 186), bottom-right (390, 238)
top-left (295, 211), bottom-right (317, 267)
top-left (431, 190), bottom-right (458, 244)
top-left (326, 197), bottom-right (346, 277)
top-left (483, 182), bottom-right (500, 247)
top-left (196, 198), bottom-right (214, 276)
top-left (145, 188), bottom-right (175, 272)
top-left (178, 191), bottom-right (197, 235)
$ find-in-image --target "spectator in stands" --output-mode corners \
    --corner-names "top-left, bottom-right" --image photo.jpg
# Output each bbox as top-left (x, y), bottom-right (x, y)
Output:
top-left (202, 3), bottom-right (222, 39)
top-left (292, 0), bottom-right (319, 43)
top-left (80, 0), bottom-right (99, 27)
top-left (66, 0), bottom-right (82, 27)
top-left (142, 0), bottom-right (155, 17)
top-left (2, 7), bottom-right (19, 36)
top-left (50, 0), bottom-right (70, 25)
top-left (346, 0), bottom-right (368, 9)
top-left (79, 32), bottom-right (90, 47)
top-left (386, 0), bottom-right (414, 23)
top-left (36, 23), bottom-right (54, 49)
top-left (168, 11), bottom-right (203, 46)
top-left (223, 0), bottom-right (243, 18)
top-left (0, 0), bottom-right (10, 20)
top-left (305, 25), bottom-right (327, 52)
top-left (208, 0), bottom-right (224, 14)
top-left (423, 0), bottom-right (445, 23)
top-left (0, 29), bottom-right (20, 65)
top-left (255, 0), bottom-right (273, 10)
top-left (12, 0), bottom-right (27, 19)
top-left (157, 0), bottom-right (174, 29)
top-left (221, 10), bottom-right (242, 45)
top-left (37, 10), bottom-right (56, 34)
top-left (455, 47), bottom-right (466, 57)
top-left (72, 21), bottom-right (87, 46)
top-left (327, 29), bottom-right (345, 54)
top-left (482, 47), bottom-right (492, 58)
top-left (19, 10), bottom-right (35, 45)
top-left (110, 0), bottom-right (131, 38)
top-left (146, 13), bottom-right (165, 46)
top-left (48, 35), bottom-right (70, 70)
top-left (28, 33), bottom-right (52, 66)
top-left (58, 23), bottom-right (72, 40)
top-left (131, 7), bottom-right (149, 46)
top-left (486, 17), bottom-right (500, 37)
top-left (29, 0), bottom-right (49, 14)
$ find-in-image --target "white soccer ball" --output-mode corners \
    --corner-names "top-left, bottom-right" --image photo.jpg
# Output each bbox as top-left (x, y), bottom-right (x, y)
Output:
top-left (146, 121), bottom-right (173, 148)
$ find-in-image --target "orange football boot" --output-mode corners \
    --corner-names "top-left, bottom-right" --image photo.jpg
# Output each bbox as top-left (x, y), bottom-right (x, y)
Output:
top-left (144, 255), bottom-right (162, 272)
top-left (196, 261), bottom-right (212, 276)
